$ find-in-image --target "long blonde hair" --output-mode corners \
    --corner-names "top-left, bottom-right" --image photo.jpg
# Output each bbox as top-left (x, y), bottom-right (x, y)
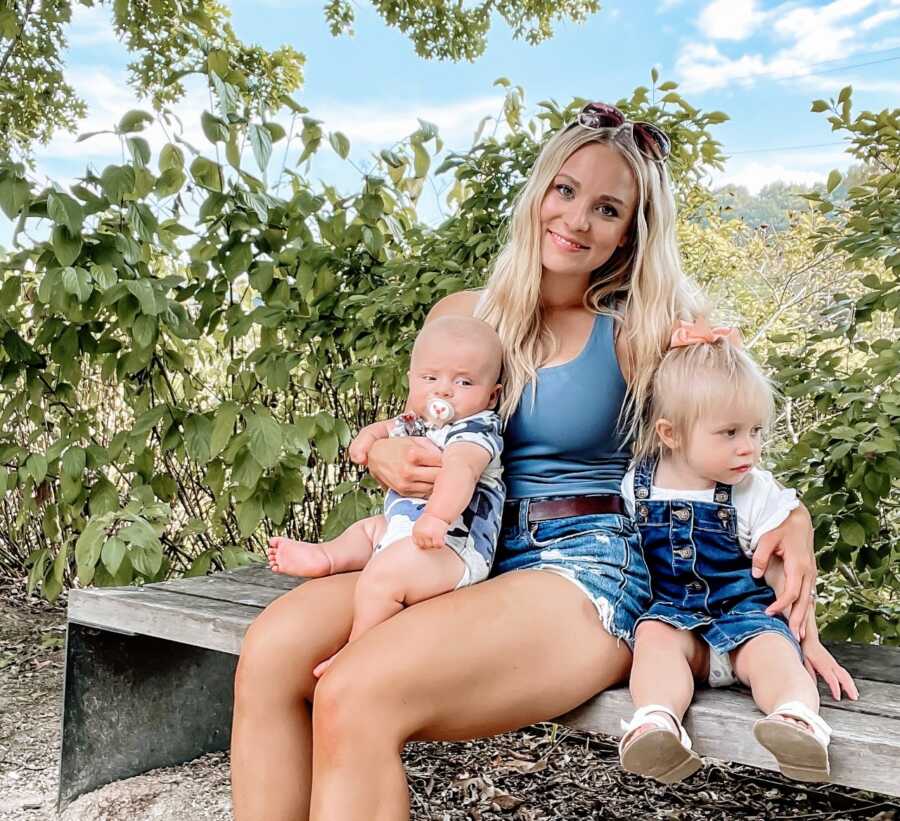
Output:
top-left (475, 122), bottom-right (698, 443)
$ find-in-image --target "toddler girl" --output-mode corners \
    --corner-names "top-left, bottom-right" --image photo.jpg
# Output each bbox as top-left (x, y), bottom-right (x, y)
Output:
top-left (618, 319), bottom-right (857, 784)
top-left (267, 316), bottom-right (505, 676)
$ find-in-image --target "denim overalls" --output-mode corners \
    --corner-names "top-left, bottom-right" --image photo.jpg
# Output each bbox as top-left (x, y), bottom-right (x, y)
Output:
top-left (632, 458), bottom-right (798, 666)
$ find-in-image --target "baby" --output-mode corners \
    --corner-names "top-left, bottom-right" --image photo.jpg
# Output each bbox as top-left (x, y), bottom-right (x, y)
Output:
top-left (268, 316), bottom-right (505, 676)
top-left (618, 319), bottom-right (857, 784)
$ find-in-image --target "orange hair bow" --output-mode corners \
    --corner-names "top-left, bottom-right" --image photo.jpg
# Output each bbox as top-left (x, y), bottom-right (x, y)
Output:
top-left (670, 317), bottom-right (743, 350)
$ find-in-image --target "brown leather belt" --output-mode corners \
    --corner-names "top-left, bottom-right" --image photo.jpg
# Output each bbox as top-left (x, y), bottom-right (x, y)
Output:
top-left (502, 494), bottom-right (625, 529)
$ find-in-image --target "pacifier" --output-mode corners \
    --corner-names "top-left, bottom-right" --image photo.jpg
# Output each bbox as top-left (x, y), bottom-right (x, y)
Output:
top-left (424, 397), bottom-right (455, 425)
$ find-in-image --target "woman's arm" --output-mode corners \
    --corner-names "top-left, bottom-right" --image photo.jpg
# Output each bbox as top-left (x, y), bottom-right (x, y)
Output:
top-left (752, 503), bottom-right (816, 638)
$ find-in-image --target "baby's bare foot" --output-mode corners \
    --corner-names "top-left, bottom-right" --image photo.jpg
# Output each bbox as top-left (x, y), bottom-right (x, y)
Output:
top-left (267, 537), bottom-right (333, 578)
top-left (313, 654), bottom-right (335, 678)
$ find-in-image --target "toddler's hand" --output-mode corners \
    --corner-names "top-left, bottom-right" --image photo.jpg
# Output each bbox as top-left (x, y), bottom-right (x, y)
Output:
top-left (349, 432), bottom-right (372, 465)
top-left (802, 639), bottom-right (859, 702)
top-left (413, 514), bottom-right (449, 550)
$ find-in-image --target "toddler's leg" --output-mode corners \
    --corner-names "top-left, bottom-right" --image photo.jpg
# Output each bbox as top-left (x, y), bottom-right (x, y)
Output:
top-left (313, 538), bottom-right (465, 677)
top-left (620, 620), bottom-right (708, 783)
top-left (268, 515), bottom-right (386, 578)
top-left (733, 633), bottom-right (830, 781)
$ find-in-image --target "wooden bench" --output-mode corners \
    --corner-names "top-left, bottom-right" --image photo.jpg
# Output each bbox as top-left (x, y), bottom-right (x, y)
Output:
top-left (59, 565), bottom-right (900, 808)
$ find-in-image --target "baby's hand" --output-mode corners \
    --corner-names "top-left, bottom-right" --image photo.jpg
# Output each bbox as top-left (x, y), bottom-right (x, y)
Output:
top-left (413, 514), bottom-right (449, 550)
top-left (349, 432), bottom-right (372, 465)
top-left (803, 639), bottom-right (859, 702)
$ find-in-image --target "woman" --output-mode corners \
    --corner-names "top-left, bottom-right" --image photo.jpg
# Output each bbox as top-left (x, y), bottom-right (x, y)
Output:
top-left (231, 103), bottom-right (817, 820)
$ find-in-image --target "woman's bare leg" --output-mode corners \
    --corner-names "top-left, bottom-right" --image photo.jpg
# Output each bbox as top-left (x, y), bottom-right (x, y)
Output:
top-left (231, 572), bottom-right (359, 821)
top-left (309, 569), bottom-right (633, 821)
top-left (313, 538), bottom-right (465, 677)
top-left (267, 515), bottom-right (385, 577)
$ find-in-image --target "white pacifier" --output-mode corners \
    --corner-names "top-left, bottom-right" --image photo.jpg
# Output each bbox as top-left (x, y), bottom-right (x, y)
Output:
top-left (424, 397), bottom-right (455, 425)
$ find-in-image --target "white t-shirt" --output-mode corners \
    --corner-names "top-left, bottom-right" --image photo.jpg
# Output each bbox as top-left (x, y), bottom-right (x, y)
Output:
top-left (621, 466), bottom-right (799, 558)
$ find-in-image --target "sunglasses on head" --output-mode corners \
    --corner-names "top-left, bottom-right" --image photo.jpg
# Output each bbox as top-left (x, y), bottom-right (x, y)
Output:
top-left (571, 102), bottom-right (671, 162)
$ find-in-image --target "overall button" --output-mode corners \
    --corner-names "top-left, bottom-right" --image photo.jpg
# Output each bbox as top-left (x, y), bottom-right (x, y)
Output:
top-left (673, 508), bottom-right (691, 521)
top-left (714, 490), bottom-right (729, 503)
top-left (675, 547), bottom-right (693, 560)
top-left (717, 509), bottom-right (731, 522)
top-left (638, 505), bottom-right (649, 520)
top-left (636, 487), bottom-right (649, 499)
top-left (687, 581), bottom-right (704, 592)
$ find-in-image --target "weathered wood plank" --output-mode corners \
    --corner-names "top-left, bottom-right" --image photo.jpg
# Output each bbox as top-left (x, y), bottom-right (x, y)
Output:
top-left (558, 686), bottom-right (900, 796)
top-left (816, 679), bottom-right (900, 720)
top-left (825, 641), bottom-right (900, 685)
top-left (146, 575), bottom-right (300, 608)
top-left (68, 587), bottom-right (256, 655)
top-left (217, 564), bottom-right (305, 591)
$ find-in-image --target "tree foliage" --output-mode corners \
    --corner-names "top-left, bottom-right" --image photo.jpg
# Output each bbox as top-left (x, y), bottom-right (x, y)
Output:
top-left (0, 65), bottom-right (724, 603)
top-left (766, 88), bottom-right (899, 643)
top-left (324, 0), bottom-right (600, 61)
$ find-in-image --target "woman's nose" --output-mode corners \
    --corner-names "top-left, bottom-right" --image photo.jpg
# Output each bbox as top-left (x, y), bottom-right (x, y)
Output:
top-left (564, 203), bottom-right (590, 233)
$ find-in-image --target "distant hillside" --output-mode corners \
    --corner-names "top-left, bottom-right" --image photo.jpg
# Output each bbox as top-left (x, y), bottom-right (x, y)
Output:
top-left (711, 164), bottom-right (869, 230)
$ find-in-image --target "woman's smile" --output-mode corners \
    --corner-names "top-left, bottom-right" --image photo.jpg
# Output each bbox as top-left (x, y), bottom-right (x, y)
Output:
top-left (548, 229), bottom-right (590, 251)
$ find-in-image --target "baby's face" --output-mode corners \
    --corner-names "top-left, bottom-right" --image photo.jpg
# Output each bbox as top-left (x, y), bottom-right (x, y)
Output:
top-left (407, 332), bottom-right (501, 423)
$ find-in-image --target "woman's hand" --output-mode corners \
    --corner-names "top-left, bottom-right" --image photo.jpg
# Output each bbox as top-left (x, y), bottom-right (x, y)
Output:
top-left (752, 504), bottom-right (816, 639)
top-left (802, 639), bottom-right (859, 701)
top-left (367, 436), bottom-right (443, 498)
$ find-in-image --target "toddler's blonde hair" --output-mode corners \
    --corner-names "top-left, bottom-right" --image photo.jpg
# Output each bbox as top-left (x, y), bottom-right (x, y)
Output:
top-left (634, 336), bottom-right (775, 460)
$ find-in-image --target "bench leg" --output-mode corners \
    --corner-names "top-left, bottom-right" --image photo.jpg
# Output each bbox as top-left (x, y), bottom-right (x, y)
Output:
top-left (58, 623), bottom-right (237, 810)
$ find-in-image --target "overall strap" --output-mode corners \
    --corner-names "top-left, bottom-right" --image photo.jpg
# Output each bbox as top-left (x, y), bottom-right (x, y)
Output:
top-left (712, 478), bottom-right (733, 506)
top-left (633, 457), bottom-right (656, 501)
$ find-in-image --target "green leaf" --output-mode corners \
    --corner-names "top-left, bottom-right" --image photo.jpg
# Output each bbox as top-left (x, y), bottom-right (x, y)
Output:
top-left (249, 124), bottom-right (273, 173)
top-left (236, 495), bottom-right (263, 538)
top-left (826, 169), bottom-right (842, 193)
top-left (810, 100), bottom-right (830, 113)
top-left (47, 191), bottom-right (84, 233)
top-left (412, 143), bottom-right (429, 178)
top-left (133, 315), bottom-right (157, 348)
top-left (100, 164), bottom-right (136, 201)
top-left (75, 519), bottom-right (106, 584)
top-left (25, 453), bottom-right (48, 484)
top-left (839, 519), bottom-right (866, 547)
top-left (247, 409), bottom-right (283, 469)
top-left (183, 413), bottom-right (213, 464)
top-left (118, 109), bottom-right (154, 133)
top-left (52, 226), bottom-right (83, 267)
top-left (61, 266), bottom-right (92, 302)
top-left (329, 131), bottom-right (350, 159)
top-left (159, 143), bottom-right (185, 172)
top-left (202, 111), bottom-right (229, 143)
top-left (101, 536), bottom-right (126, 575)
top-left (190, 157), bottom-right (223, 192)
top-left (210, 402), bottom-right (239, 457)
top-left (124, 279), bottom-right (160, 315)
top-left (62, 447), bottom-right (86, 480)
top-left (127, 136), bottom-right (151, 167)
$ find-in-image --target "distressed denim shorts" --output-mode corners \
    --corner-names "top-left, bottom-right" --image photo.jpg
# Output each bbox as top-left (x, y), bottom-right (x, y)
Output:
top-left (491, 501), bottom-right (652, 648)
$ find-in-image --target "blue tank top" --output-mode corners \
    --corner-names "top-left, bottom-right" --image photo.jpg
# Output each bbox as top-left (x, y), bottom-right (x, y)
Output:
top-left (502, 312), bottom-right (630, 500)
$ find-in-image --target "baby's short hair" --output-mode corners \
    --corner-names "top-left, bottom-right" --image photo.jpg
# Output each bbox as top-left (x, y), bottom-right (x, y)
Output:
top-left (634, 336), bottom-right (775, 459)
top-left (413, 316), bottom-right (503, 383)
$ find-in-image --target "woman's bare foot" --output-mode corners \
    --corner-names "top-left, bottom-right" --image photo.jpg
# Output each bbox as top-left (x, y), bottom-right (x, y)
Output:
top-left (267, 537), bottom-right (333, 578)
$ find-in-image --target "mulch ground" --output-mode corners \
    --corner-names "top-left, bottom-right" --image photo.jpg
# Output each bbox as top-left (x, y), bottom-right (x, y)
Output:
top-left (0, 579), bottom-right (897, 821)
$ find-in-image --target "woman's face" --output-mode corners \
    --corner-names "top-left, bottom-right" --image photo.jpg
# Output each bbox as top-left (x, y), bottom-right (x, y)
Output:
top-left (539, 142), bottom-right (638, 280)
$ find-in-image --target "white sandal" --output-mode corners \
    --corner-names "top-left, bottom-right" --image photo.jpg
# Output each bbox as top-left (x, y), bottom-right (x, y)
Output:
top-left (753, 701), bottom-right (832, 782)
top-left (619, 704), bottom-right (703, 783)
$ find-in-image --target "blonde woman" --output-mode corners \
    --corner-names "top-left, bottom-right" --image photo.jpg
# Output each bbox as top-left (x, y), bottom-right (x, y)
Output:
top-left (230, 102), bottom-right (817, 821)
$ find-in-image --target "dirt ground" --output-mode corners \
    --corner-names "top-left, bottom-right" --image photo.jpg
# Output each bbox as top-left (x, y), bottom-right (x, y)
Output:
top-left (1, 581), bottom-right (897, 821)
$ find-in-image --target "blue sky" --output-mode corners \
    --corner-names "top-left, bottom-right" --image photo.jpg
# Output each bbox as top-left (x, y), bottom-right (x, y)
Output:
top-left (6, 0), bottom-right (900, 241)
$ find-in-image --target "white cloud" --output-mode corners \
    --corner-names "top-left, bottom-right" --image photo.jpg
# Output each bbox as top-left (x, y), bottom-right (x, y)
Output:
top-left (67, 3), bottom-right (122, 48)
top-left (658, 0), bottom-right (685, 10)
top-left (312, 96), bottom-right (504, 147)
top-left (698, 0), bottom-right (764, 41)
top-left (676, 0), bottom-right (900, 92)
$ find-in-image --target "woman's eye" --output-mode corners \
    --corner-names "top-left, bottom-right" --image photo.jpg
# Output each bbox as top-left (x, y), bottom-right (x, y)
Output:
top-left (555, 183), bottom-right (574, 198)
top-left (596, 204), bottom-right (618, 217)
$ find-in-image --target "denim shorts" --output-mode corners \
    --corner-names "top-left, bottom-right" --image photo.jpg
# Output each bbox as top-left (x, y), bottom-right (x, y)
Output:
top-left (491, 502), bottom-right (652, 647)
top-left (638, 592), bottom-right (801, 658)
